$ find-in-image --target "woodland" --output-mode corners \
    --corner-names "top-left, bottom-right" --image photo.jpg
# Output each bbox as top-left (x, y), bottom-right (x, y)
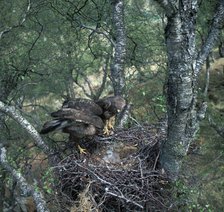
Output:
top-left (1, 0), bottom-right (224, 211)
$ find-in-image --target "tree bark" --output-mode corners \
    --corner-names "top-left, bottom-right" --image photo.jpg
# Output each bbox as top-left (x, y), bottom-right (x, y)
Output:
top-left (110, 0), bottom-right (126, 96)
top-left (0, 146), bottom-right (49, 212)
top-left (0, 101), bottom-right (61, 164)
top-left (156, 0), bottom-right (224, 180)
top-left (0, 101), bottom-right (50, 153)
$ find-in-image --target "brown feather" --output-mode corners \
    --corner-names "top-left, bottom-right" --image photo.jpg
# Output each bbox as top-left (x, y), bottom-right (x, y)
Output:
top-left (51, 108), bottom-right (104, 129)
top-left (40, 96), bottom-right (126, 141)
top-left (96, 96), bottom-right (126, 119)
top-left (62, 98), bottom-right (103, 115)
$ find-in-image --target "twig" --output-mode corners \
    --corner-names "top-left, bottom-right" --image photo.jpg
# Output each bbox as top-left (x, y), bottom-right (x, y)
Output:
top-left (106, 191), bottom-right (144, 209)
top-left (0, 0), bottom-right (31, 39)
top-left (153, 149), bottom-right (161, 170)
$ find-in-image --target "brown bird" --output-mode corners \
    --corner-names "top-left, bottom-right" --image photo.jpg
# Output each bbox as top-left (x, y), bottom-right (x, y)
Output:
top-left (40, 98), bottom-right (104, 153)
top-left (95, 96), bottom-right (126, 135)
top-left (40, 96), bottom-right (126, 153)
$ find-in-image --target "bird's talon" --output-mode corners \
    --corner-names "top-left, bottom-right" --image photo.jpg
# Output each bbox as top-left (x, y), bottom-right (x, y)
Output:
top-left (103, 127), bottom-right (110, 135)
top-left (78, 145), bottom-right (87, 154)
top-left (108, 123), bottom-right (114, 130)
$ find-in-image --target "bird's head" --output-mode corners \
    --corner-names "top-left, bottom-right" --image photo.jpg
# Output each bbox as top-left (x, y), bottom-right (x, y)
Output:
top-left (112, 96), bottom-right (126, 113)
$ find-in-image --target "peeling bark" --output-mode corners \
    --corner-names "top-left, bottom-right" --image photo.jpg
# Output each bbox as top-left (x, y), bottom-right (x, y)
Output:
top-left (0, 146), bottom-right (49, 212)
top-left (156, 0), bottom-right (224, 180)
top-left (161, 1), bottom-right (198, 180)
top-left (110, 0), bottom-right (126, 96)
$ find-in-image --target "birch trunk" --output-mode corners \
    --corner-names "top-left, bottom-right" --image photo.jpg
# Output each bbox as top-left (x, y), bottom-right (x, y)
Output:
top-left (156, 0), bottom-right (224, 180)
top-left (110, 0), bottom-right (126, 96)
top-left (160, 2), bottom-right (198, 180)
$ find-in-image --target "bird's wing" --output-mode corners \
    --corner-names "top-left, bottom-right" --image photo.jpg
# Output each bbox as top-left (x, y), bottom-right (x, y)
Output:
top-left (40, 119), bottom-right (71, 134)
top-left (95, 98), bottom-right (111, 110)
top-left (51, 108), bottom-right (104, 129)
top-left (63, 123), bottom-right (96, 136)
top-left (62, 98), bottom-right (103, 115)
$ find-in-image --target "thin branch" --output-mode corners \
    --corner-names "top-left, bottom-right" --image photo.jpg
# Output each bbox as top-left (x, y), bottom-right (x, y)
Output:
top-left (73, 71), bottom-right (92, 98)
top-left (27, 17), bottom-right (44, 61)
top-left (208, 115), bottom-right (224, 138)
top-left (154, 0), bottom-right (177, 17)
top-left (80, 24), bottom-right (115, 46)
top-left (203, 57), bottom-right (210, 98)
top-left (0, 146), bottom-right (49, 212)
top-left (94, 57), bottom-right (109, 100)
top-left (82, 72), bottom-right (95, 97)
top-left (195, 0), bottom-right (224, 76)
top-left (106, 191), bottom-right (144, 209)
top-left (0, 0), bottom-right (31, 39)
top-left (74, 161), bottom-right (144, 209)
top-left (153, 149), bottom-right (161, 171)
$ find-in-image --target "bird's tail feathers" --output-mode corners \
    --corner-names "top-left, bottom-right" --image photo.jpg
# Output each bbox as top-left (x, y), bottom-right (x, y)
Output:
top-left (40, 119), bottom-right (70, 134)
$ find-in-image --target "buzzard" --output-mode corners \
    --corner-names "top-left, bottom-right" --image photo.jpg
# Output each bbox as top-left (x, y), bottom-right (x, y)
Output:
top-left (40, 96), bottom-right (126, 153)
top-left (95, 96), bottom-right (126, 135)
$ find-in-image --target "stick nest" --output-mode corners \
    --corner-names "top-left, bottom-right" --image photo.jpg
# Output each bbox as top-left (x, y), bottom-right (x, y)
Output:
top-left (54, 123), bottom-right (169, 211)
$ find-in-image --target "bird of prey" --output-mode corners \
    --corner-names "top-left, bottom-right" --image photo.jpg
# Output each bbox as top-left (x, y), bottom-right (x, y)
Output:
top-left (40, 96), bottom-right (126, 153)
top-left (95, 96), bottom-right (126, 135)
top-left (40, 98), bottom-right (104, 153)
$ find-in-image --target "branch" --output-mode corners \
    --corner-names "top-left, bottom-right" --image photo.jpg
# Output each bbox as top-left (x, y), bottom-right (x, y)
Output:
top-left (27, 17), bottom-right (44, 61)
top-left (0, 0), bottom-right (31, 39)
top-left (0, 146), bottom-right (49, 212)
top-left (195, 0), bottom-right (224, 76)
top-left (72, 161), bottom-right (144, 209)
top-left (154, 0), bottom-right (177, 17)
top-left (94, 57), bottom-right (109, 100)
top-left (80, 24), bottom-right (115, 46)
top-left (106, 191), bottom-right (144, 209)
top-left (197, 101), bottom-right (207, 121)
top-left (116, 103), bottom-right (132, 128)
top-left (208, 115), bottom-right (224, 138)
top-left (0, 101), bottom-right (51, 155)
top-left (203, 57), bottom-right (210, 98)
top-left (73, 71), bottom-right (92, 99)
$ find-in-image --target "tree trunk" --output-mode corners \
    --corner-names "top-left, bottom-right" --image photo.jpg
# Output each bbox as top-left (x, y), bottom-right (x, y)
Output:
top-left (110, 0), bottom-right (126, 96)
top-left (160, 2), bottom-right (198, 180)
top-left (157, 0), bottom-right (224, 180)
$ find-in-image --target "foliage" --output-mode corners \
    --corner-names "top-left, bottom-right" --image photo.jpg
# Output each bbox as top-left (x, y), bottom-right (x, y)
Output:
top-left (172, 180), bottom-right (212, 211)
top-left (1, 0), bottom-right (224, 211)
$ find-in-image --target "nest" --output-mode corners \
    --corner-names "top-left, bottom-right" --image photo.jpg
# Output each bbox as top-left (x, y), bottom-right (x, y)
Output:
top-left (53, 124), bottom-right (169, 211)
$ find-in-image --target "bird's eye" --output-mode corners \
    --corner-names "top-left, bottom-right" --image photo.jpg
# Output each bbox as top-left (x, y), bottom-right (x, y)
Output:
top-left (117, 109), bottom-right (121, 113)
